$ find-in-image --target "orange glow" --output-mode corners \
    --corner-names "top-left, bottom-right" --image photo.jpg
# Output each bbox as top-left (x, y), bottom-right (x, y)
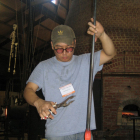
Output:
top-left (5, 107), bottom-right (7, 117)
top-left (122, 111), bottom-right (138, 117)
top-left (122, 112), bottom-right (134, 116)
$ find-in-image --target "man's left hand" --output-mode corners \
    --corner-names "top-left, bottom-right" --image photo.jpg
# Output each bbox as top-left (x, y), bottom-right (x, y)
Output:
top-left (87, 18), bottom-right (104, 42)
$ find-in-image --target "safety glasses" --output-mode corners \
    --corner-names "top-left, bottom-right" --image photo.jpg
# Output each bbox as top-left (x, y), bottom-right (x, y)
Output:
top-left (54, 47), bottom-right (74, 54)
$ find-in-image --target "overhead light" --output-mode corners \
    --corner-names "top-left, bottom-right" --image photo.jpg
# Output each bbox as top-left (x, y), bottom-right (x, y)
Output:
top-left (51, 0), bottom-right (56, 4)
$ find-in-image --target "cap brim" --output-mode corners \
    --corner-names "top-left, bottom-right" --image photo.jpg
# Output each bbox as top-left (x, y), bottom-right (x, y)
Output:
top-left (52, 37), bottom-right (74, 46)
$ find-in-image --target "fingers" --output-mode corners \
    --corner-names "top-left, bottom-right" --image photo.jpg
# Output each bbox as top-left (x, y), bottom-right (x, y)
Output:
top-left (40, 109), bottom-right (55, 120)
top-left (49, 102), bottom-right (57, 115)
top-left (37, 101), bottom-right (57, 120)
top-left (87, 26), bottom-right (97, 36)
top-left (87, 18), bottom-right (104, 39)
top-left (88, 21), bottom-right (96, 29)
top-left (90, 18), bottom-right (98, 26)
top-left (87, 19), bottom-right (97, 35)
top-left (90, 18), bottom-right (94, 22)
top-left (41, 111), bottom-right (54, 120)
top-left (40, 109), bottom-right (52, 120)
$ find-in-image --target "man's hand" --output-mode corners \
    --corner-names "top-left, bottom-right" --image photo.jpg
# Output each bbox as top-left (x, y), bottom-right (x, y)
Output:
top-left (87, 18), bottom-right (104, 42)
top-left (34, 98), bottom-right (57, 120)
top-left (24, 82), bottom-right (57, 120)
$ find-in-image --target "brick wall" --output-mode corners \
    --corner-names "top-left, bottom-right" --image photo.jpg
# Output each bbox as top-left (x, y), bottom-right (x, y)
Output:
top-left (65, 0), bottom-right (140, 139)
top-left (101, 77), bottom-right (140, 139)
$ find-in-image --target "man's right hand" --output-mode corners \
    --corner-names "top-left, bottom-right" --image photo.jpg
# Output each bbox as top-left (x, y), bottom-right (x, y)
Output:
top-left (24, 82), bottom-right (57, 120)
top-left (34, 98), bottom-right (57, 120)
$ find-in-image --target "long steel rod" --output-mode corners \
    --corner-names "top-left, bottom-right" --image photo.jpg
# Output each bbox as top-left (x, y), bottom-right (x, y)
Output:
top-left (133, 119), bottom-right (135, 140)
top-left (86, 0), bottom-right (97, 130)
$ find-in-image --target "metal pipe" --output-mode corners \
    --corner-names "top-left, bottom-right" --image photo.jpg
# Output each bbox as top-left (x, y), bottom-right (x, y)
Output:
top-left (133, 119), bottom-right (135, 140)
top-left (85, 1), bottom-right (97, 140)
top-left (130, 117), bottom-right (140, 140)
top-left (86, 0), bottom-right (97, 130)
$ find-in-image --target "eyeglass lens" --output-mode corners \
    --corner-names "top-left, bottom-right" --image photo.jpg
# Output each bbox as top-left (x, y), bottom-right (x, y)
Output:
top-left (55, 47), bottom-right (74, 54)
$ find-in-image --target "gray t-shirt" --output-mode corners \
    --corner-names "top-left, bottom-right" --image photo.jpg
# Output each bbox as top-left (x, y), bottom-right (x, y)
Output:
top-left (27, 50), bottom-right (103, 137)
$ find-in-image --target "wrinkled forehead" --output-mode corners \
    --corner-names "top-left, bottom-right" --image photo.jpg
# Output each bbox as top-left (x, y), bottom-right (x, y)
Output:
top-left (54, 40), bottom-right (75, 47)
top-left (54, 43), bottom-right (70, 48)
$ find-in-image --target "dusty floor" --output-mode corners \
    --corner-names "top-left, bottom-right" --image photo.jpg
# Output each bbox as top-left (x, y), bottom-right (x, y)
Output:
top-left (0, 133), bottom-right (28, 140)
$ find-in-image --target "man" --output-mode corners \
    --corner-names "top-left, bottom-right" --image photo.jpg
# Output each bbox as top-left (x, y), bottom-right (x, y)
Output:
top-left (24, 18), bottom-right (116, 140)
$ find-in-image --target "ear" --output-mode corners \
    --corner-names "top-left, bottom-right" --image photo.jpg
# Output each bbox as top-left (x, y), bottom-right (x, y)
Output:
top-left (74, 39), bottom-right (76, 48)
top-left (51, 41), bottom-right (54, 50)
top-left (74, 39), bottom-right (76, 44)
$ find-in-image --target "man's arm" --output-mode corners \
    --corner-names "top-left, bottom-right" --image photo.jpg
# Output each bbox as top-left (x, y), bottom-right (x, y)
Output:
top-left (87, 18), bottom-right (116, 65)
top-left (24, 82), bottom-right (40, 106)
top-left (24, 82), bottom-right (57, 119)
top-left (99, 31), bottom-right (116, 65)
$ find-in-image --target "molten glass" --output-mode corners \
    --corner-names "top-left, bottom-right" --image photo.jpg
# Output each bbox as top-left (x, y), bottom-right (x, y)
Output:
top-left (85, 129), bottom-right (91, 140)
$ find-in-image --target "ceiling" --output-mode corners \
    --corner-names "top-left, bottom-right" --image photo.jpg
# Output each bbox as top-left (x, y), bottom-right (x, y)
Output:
top-left (0, 0), bottom-right (140, 91)
top-left (0, 0), bottom-right (70, 57)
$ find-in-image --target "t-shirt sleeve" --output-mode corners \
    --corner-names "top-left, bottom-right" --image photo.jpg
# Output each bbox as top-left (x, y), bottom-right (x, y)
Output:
top-left (93, 50), bottom-right (103, 74)
top-left (26, 62), bottom-right (44, 91)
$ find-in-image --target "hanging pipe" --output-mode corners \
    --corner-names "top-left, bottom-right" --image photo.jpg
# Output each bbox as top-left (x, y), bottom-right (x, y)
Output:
top-left (85, 0), bottom-right (97, 140)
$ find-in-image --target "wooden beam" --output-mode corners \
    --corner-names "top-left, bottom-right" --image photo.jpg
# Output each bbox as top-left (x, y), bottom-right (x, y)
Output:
top-left (57, 1), bottom-right (68, 11)
top-left (47, 1), bottom-right (68, 11)
top-left (0, 35), bottom-right (7, 39)
top-left (34, 41), bottom-right (51, 55)
top-left (0, 20), bottom-right (13, 28)
top-left (5, 16), bottom-right (16, 24)
top-left (40, 24), bottom-right (52, 31)
top-left (34, 36), bottom-right (48, 43)
top-left (42, 6), bottom-right (65, 24)
top-left (34, 16), bottom-right (49, 26)
top-left (0, 2), bottom-right (16, 12)
top-left (0, 38), bottom-right (11, 48)
top-left (31, 0), bottom-right (51, 6)
top-left (22, 0), bottom-right (65, 26)
top-left (0, 48), bottom-right (10, 56)
top-left (31, 0), bottom-right (68, 11)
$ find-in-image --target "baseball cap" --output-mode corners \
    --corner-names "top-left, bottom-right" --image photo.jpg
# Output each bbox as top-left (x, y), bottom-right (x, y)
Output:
top-left (51, 25), bottom-right (76, 46)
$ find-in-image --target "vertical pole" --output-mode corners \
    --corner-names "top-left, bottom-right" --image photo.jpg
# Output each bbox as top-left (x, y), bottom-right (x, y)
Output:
top-left (85, 0), bottom-right (97, 140)
top-left (133, 119), bottom-right (135, 140)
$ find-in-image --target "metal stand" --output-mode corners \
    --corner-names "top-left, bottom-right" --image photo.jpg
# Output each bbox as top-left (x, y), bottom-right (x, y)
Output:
top-left (130, 116), bottom-right (140, 140)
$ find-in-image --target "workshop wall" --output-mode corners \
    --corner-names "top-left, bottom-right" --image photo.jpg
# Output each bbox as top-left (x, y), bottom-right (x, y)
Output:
top-left (65, 0), bottom-right (140, 139)
top-left (102, 77), bottom-right (140, 139)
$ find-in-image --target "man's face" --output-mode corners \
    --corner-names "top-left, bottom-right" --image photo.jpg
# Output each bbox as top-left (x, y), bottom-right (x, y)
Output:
top-left (51, 40), bottom-right (76, 62)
